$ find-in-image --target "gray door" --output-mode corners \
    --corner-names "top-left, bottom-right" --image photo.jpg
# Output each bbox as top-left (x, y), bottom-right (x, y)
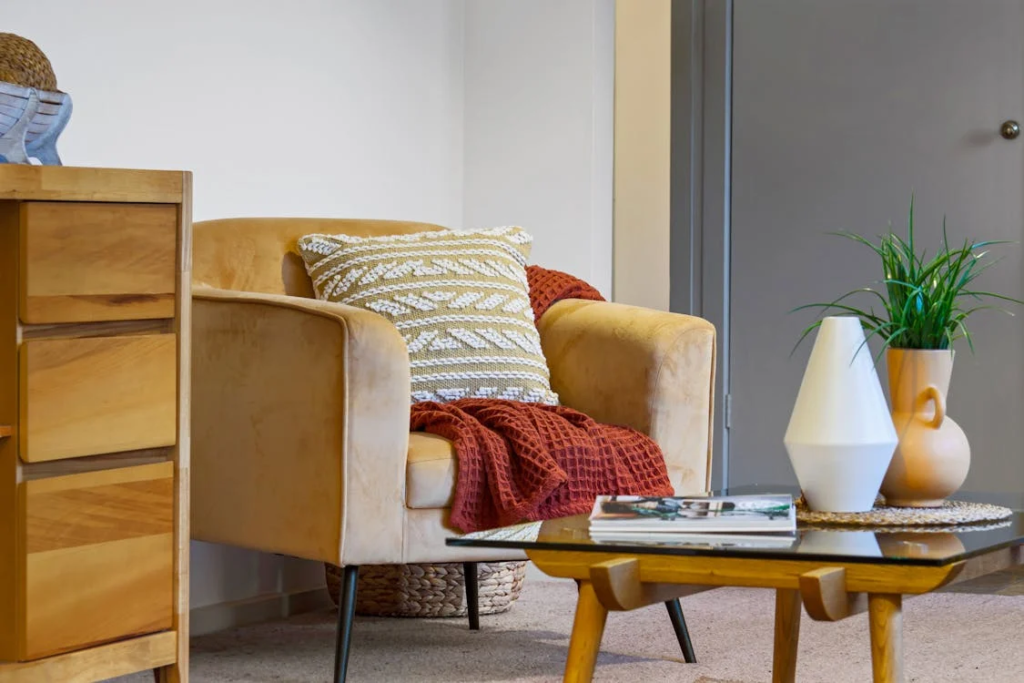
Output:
top-left (728, 0), bottom-right (1024, 492)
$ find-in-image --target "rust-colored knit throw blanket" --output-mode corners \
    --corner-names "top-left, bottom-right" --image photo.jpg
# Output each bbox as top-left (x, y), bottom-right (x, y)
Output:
top-left (409, 265), bottom-right (674, 533)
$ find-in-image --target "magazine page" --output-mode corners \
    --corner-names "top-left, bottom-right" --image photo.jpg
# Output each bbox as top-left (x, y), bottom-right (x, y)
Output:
top-left (587, 530), bottom-right (798, 549)
top-left (589, 494), bottom-right (795, 533)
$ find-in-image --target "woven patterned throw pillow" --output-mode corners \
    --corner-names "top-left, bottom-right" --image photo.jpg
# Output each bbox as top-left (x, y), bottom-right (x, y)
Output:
top-left (297, 226), bottom-right (560, 405)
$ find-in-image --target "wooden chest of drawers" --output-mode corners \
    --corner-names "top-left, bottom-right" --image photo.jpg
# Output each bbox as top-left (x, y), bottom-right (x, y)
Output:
top-left (0, 166), bottom-right (191, 682)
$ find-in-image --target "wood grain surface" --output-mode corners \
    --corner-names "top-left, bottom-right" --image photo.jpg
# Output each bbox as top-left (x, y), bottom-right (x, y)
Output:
top-left (588, 557), bottom-right (695, 611)
top-left (21, 318), bottom-right (174, 341)
top-left (20, 202), bottom-right (177, 324)
top-left (0, 632), bottom-right (176, 682)
top-left (798, 567), bottom-right (868, 622)
top-left (528, 548), bottom-right (966, 595)
top-left (0, 166), bottom-right (184, 203)
top-left (563, 581), bottom-right (608, 683)
top-left (0, 168), bottom-right (189, 680)
top-left (21, 463), bottom-right (174, 659)
top-left (772, 588), bottom-right (801, 683)
top-left (20, 447), bottom-right (172, 481)
top-left (19, 333), bottom-right (177, 462)
top-left (529, 543), bottom-right (1021, 683)
top-left (868, 593), bottom-right (904, 683)
top-left (0, 202), bottom-right (19, 661)
top-left (159, 171), bottom-right (193, 683)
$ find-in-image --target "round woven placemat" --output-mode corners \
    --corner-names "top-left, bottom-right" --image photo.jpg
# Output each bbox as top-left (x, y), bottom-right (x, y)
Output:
top-left (796, 497), bottom-right (1013, 527)
top-left (799, 519), bottom-right (1013, 534)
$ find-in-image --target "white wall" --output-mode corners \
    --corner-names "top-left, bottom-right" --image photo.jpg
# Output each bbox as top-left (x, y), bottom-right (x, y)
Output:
top-left (463, 0), bottom-right (614, 297)
top-left (6, 0), bottom-right (465, 227)
top-left (6, 0), bottom-right (465, 617)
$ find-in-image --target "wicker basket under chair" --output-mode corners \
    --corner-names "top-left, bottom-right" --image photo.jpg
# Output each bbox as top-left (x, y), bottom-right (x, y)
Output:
top-left (325, 561), bottom-right (527, 618)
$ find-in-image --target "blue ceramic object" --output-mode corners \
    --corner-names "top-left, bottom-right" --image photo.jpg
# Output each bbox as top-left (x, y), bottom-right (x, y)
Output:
top-left (0, 80), bottom-right (72, 165)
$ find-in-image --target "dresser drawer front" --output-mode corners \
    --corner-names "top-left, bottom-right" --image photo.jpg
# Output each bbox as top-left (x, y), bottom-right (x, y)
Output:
top-left (19, 334), bottom-right (177, 462)
top-left (19, 463), bottom-right (174, 660)
top-left (20, 202), bottom-right (178, 324)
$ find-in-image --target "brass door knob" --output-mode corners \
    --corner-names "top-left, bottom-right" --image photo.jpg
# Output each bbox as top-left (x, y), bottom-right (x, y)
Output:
top-left (1000, 120), bottom-right (1020, 140)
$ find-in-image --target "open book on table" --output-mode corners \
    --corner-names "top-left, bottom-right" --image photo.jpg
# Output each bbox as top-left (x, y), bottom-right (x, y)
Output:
top-left (588, 493), bottom-right (797, 546)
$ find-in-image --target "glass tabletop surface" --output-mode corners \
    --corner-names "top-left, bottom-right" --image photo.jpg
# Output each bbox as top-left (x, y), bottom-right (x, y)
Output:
top-left (446, 485), bottom-right (1024, 567)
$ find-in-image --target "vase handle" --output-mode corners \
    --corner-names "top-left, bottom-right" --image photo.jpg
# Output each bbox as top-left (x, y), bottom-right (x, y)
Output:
top-left (918, 384), bottom-right (946, 428)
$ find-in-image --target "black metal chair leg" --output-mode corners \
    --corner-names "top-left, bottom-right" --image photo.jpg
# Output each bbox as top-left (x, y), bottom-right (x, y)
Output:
top-left (665, 599), bottom-right (697, 663)
top-left (334, 565), bottom-right (360, 683)
top-left (464, 561), bottom-right (480, 630)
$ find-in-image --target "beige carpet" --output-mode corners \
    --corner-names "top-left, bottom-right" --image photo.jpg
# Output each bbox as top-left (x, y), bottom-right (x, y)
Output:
top-left (114, 580), bottom-right (1023, 682)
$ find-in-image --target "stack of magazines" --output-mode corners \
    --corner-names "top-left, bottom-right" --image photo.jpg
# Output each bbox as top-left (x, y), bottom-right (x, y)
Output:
top-left (588, 494), bottom-right (797, 548)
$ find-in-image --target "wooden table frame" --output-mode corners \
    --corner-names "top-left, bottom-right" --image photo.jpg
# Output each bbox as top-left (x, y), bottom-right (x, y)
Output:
top-left (528, 544), bottom-right (1023, 683)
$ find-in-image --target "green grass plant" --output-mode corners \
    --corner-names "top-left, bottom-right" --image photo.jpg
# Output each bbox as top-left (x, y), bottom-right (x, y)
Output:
top-left (794, 197), bottom-right (1024, 361)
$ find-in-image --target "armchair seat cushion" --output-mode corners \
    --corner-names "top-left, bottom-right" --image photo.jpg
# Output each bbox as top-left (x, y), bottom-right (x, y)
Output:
top-left (406, 432), bottom-right (457, 509)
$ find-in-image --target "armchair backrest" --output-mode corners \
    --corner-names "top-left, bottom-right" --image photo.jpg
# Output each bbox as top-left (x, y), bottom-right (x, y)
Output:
top-left (192, 217), bottom-right (445, 297)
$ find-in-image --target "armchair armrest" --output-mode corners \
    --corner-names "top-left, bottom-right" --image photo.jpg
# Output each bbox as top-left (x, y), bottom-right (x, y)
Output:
top-left (537, 299), bottom-right (716, 494)
top-left (191, 286), bottom-right (411, 565)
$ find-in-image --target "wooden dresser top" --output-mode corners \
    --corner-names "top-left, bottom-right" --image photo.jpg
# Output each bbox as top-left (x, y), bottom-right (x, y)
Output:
top-left (0, 165), bottom-right (189, 203)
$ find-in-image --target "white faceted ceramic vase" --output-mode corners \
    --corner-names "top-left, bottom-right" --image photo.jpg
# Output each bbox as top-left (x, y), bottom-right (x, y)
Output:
top-left (784, 316), bottom-right (898, 512)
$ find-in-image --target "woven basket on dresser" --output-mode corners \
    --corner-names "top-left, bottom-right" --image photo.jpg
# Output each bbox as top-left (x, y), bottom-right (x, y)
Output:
top-left (325, 561), bottom-right (527, 618)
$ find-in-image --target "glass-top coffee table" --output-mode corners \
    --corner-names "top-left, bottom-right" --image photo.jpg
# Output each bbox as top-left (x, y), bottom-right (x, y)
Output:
top-left (447, 487), bottom-right (1024, 683)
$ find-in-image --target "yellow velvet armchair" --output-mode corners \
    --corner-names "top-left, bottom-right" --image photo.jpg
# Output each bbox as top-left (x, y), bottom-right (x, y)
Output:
top-left (189, 218), bottom-right (717, 682)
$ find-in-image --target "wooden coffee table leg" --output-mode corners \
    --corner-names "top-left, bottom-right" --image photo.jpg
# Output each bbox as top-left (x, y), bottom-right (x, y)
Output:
top-left (564, 580), bottom-right (609, 683)
top-left (772, 588), bottom-right (801, 683)
top-left (869, 593), bottom-right (904, 683)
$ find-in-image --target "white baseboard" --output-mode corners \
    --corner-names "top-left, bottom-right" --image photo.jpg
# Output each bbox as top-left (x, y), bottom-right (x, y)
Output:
top-left (190, 587), bottom-right (335, 636)
top-left (192, 563), bottom-right (558, 636)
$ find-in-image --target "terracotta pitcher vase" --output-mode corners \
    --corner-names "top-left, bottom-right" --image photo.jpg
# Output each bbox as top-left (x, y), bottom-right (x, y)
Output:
top-left (880, 349), bottom-right (970, 507)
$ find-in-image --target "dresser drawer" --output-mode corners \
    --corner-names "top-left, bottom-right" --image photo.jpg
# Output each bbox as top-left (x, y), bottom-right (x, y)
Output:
top-left (19, 202), bottom-right (178, 324)
top-left (17, 463), bottom-right (175, 660)
top-left (19, 334), bottom-right (177, 462)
